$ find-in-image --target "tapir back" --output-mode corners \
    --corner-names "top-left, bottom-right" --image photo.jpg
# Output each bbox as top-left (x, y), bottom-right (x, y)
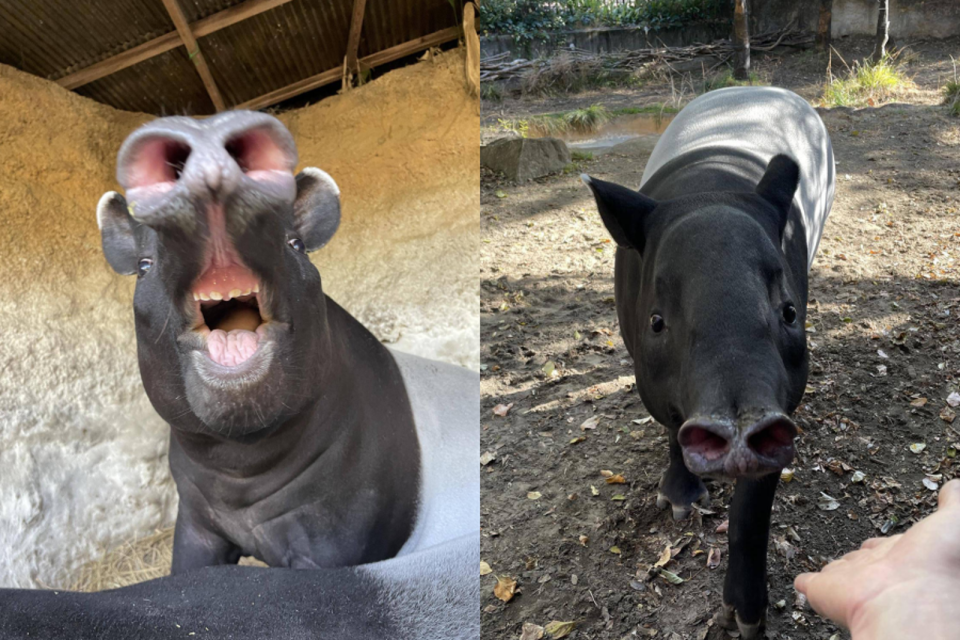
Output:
top-left (642, 86), bottom-right (834, 269)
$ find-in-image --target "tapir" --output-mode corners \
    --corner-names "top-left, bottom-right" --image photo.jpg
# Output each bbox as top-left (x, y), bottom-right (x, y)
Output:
top-left (583, 86), bottom-right (834, 637)
top-left (0, 111), bottom-right (479, 639)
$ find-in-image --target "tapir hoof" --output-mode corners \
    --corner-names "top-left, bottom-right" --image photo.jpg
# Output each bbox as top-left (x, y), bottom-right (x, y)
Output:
top-left (655, 489), bottom-right (710, 521)
top-left (717, 602), bottom-right (765, 640)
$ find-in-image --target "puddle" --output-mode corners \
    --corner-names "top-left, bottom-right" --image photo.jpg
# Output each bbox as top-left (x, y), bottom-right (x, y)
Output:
top-left (530, 112), bottom-right (675, 155)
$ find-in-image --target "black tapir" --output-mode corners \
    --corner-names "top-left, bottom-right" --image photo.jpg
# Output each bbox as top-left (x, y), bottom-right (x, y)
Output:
top-left (0, 111), bottom-right (479, 640)
top-left (584, 86), bottom-right (834, 637)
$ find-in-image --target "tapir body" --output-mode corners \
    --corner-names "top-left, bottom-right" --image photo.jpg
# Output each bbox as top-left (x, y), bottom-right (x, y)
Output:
top-left (0, 111), bottom-right (479, 640)
top-left (585, 87), bottom-right (834, 637)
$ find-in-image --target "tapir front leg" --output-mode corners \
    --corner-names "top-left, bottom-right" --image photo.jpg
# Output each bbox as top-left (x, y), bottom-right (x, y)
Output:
top-left (719, 472), bottom-right (779, 639)
top-left (655, 428), bottom-right (710, 520)
top-left (171, 510), bottom-right (242, 574)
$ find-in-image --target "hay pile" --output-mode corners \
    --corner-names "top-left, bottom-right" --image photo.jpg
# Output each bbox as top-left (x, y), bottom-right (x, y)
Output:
top-left (0, 47), bottom-right (477, 590)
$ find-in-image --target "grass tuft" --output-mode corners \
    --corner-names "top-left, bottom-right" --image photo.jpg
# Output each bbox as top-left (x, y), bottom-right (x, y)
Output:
top-left (822, 54), bottom-right (913, 108)
top-left (530, 105), bottom-right (611, 135)
top-left (701, 69), bottom-right (765, 93)
top-left (944, 59), bottom-right (960, 117)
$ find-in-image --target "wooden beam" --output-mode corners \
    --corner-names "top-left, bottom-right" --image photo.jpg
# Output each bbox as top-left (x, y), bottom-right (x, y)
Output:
top-left (342, 0), bottom-right (368, 90)
top-left (57, 0), bottom-right (293, 90)
top-left (238, 26), bottom-right (461, 111)
top-left (160, 0), bottom-right (226, 111)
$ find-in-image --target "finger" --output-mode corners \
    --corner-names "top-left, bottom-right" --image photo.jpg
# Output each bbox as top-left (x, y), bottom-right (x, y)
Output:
top-left (860, 534), bottom-right (902, 556)
top-left (860, 537), bottom-right (885, 550)
top-left (793, 570), bottom-right (856, 628)
top-left (938, 479), bottom-right (960, 510)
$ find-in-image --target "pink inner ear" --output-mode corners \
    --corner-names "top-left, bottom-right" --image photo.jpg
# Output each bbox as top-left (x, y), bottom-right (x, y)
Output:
top-left (127, 138), bottom-right (191, 189)
top-left (225, 128), bottom-right (293, 174)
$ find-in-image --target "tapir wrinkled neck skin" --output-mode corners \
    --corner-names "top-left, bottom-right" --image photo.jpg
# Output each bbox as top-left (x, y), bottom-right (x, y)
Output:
top-left (616, 147), bottom-right (809, 445)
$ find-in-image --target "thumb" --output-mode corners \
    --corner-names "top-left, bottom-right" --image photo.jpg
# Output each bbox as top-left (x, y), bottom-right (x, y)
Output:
top-left (938, 479), bottom-right (960, 510)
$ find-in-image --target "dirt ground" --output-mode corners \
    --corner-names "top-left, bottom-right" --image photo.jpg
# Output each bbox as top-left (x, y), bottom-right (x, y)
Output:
top-left (480, 36), bottom-right (960, 639)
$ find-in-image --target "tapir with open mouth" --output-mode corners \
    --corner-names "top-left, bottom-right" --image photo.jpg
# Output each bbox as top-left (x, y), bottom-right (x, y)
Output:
top-left (584, 86), bottom-right (834, 638)
top-left (0, 111), bottom-right (479, 640)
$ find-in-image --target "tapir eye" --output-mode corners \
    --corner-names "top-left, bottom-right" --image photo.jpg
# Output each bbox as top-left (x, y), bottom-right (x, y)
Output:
top-left (288, 238), bottom-right (306, 253)
top-left (782, 303), bottom-right (798, 324)
top-left (137, 258), bottom-right (153, 278)
top-left (650, 314), bottom-right (665, 333)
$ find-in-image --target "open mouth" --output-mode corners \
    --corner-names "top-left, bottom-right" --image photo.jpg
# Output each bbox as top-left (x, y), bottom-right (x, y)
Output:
top-left (191, 263), bottom-right (267, 367)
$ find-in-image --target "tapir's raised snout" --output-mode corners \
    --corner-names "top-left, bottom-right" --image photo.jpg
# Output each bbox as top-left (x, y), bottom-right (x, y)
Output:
top-left (678, 414), bottom-right (797, 477)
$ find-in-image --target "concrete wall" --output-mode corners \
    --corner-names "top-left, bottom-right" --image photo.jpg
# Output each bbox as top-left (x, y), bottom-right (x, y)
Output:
top-left (0, 48), bottom-right (478, 588)
top-left (752, 0), bottom-right (960, 39)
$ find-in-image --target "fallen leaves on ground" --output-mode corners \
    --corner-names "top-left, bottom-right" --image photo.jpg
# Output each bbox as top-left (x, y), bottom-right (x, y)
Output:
top-left (480, 561), bottom-right (492, 576)
top-left (493, 576), bottom-right (517, 602)
top-left (492, 403), bottom-right (514, 417)
top-left (544, 621), bottom-right (576, 638)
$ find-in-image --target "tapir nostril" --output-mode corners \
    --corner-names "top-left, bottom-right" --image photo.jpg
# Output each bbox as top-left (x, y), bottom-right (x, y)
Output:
top-left (224, 128), bottom-right (292, 175)
top-left (678, 424), bottom-right (730, 462)
top-left (747, 417), bottom-right (798, 459)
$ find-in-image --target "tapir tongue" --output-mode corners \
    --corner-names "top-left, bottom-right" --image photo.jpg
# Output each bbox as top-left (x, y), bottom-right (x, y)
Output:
top-left (208, 328), bottom-right (260, 367)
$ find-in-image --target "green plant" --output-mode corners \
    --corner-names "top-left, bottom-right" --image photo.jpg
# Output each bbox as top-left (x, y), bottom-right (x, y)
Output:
top-left (481, 83), bottom-right (504, 102)
top-left (822, 54), bottom-right (912, 108)
top-left (944, 58), bottom-right (960, 117)
top-left (477, 0), bottom-right (727, 45)
top-left (701, 69), bottom-right (764, 92)
top-left (529, 105), bottom-right (611, 135)
top-left (497, 118), bottom-right (530, 137)
top-left (571, 150), bottom-right (595, 161)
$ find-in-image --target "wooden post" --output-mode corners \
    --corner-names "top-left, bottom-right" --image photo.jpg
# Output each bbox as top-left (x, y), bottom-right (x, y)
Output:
top-left (871, 0), bottom-right (890, 63)
top-left (816, 0), bottom-right (833, 52)
top-left (160, 0), bottom-right (226, 111)
top-left (342, 0), bottom-right (368, 91)
top-left (733, 0), bottom-right (750, 80)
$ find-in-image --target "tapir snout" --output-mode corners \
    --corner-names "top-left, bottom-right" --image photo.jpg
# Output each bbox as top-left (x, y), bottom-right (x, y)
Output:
top-left (678, 414), bottom-right (798, 477)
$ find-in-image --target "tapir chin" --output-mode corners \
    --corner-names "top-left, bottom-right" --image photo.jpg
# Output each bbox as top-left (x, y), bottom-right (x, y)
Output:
top-left (584, 86), bottom-right (834, 638)
top-left (0, 111), bottom-right (479, 640)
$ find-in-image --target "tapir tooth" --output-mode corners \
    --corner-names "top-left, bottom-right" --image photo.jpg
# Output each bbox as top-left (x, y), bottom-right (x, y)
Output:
top-left (210, 291), bottom-right (223, 301)
top-left (199, 292), bottom-right (210, 301)
top-left (193, 292), bottom-right (200, 301)
top-left (230, 289), bottom-right (242, 299)
top-left (253, 283), bottom-right (260, 293)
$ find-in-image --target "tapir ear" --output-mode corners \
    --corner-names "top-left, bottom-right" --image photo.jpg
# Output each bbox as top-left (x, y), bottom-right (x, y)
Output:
top-left (582, 174), bottom-right (657, 252)
top-left (97, 191), bottom-right (138, 275)
top-left (756, 154), bottom-right (800, 237)
top-left (294, 168), bottom-right (341, 252)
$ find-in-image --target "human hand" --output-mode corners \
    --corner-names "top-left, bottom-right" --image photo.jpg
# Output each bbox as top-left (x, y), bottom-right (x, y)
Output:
top-left (795, 478), bottom-right (960, 639)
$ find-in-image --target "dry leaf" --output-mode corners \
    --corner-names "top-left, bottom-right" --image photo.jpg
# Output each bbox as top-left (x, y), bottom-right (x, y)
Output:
top-left (605, 474), bottom-right (627, 484)
top-left (480, 451), bottom-right (496, 466)
top-left (578, 534), bottom-right (589, 546)
top-left (911, 397), bottom-right (928, 408)
top-left (923, 477), bottom-right (939, 491)
top-left (817, 492), bottom-right (840, 511)
top-left (941, 407), bottom-right (956, 424)
top-left (580, 416), bottom-right (600, 430)
top-left (654, 545), bottom-right (672, 568)
top-left (527, 491), bottom-right (542, 500)
top-left (493, 576), bottom-right (517, 602)
top-left (480, 561), bottom-right (492, 576)
top-left (909, 442), bottom-right (927, 454)
top-left (542, 361), bottom-right (557, 378)
top-left (658, 568), bottom-right (684, 584)
top-left (609, 546), bottom-right (621, 555)
top-left (948, 391), bottom-right (960, 408)
top-left (707, 547), bottom-right (722, 569)
top-left (781, 468), bottom-right (795, 482)
top-left (569, 436), bottom-right (586, 445)
top-left (715, 520), bottom-right (729, 534)
top-left (520, 623), bottom-right (545, 640)
top-left (599, 469), bottom-right (613, 477)
top-left (492, 403), bottom-right (514, 417)
top-left (590, 485), bottom-right (599, 496)
top-left (544, 621), bottom-right (576, 638)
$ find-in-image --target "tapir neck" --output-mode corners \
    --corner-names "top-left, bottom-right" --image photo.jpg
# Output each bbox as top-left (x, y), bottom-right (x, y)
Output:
top-left (169, 298), bottom-right (422, 565)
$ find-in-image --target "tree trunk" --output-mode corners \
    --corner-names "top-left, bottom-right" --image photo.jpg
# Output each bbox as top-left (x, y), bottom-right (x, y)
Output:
top-left (871, 0), bottom-right (889, 63)
top-left (733, 0), bottom-right (750, 80)
top-left (817, 0), bottom-right (833, 51)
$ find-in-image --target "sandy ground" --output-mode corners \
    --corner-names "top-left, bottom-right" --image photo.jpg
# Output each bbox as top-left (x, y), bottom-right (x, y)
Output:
top-left (480, 36), bottom-right (960, 639)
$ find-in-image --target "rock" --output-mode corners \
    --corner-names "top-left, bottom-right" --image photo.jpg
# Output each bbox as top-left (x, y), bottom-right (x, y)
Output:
top-left (481, 137), bottom-right (571, 182)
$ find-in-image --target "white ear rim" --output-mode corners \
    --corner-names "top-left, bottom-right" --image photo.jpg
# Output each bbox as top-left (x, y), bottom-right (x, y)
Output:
top-left (299, 167), bottom-right (340, 196)
top-left (96, 191), bottom-right (124, 230)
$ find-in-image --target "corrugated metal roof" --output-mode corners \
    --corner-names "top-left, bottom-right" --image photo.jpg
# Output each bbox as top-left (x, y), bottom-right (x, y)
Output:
top-left (0, 0), bottom-right (464, 115)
